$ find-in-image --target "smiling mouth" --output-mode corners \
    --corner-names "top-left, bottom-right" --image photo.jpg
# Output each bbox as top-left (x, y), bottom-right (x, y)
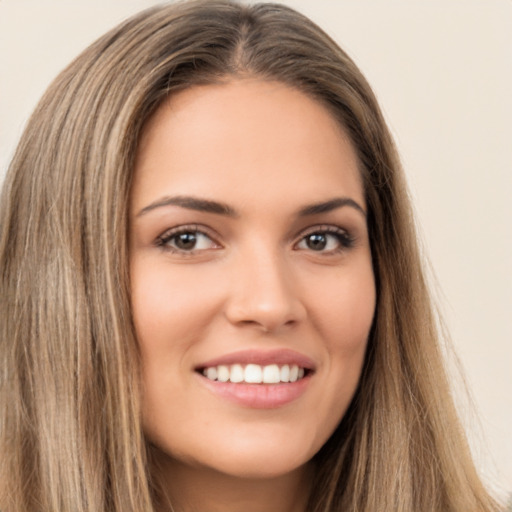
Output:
top-left (199, 363), bottom-right (309, 384)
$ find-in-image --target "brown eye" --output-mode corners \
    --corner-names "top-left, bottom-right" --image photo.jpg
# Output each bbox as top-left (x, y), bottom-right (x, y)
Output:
top-left (305, 233), bottom-right (328, 251)
top-left (174, 232), bottom-right (198, 250)
top-left (158, 228), bottom-right (218, 253)
top-left (296, 228), bottom-right (354, 253)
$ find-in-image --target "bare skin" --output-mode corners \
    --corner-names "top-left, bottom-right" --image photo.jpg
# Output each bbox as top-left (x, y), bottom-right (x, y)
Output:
top-left (130, 79), bottom-right (375, 512)
top-left (153, 448), bottom-right (314, 512)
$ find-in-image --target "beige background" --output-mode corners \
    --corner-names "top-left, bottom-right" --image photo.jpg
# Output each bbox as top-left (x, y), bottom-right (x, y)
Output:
top-left (1, 0), bottom-right (511, 502)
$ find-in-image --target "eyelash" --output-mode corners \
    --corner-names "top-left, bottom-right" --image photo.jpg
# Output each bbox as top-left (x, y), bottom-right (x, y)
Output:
top-left (155, 224), bottom-right (219, 254)
top-left (296, 225), bottom-right (355, 254)
top-left (155, 224), bottom-right (355, 255)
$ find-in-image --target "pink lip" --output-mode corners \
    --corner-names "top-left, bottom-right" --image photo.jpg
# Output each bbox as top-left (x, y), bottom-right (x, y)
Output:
top-left (195, 348), bottom-right (316, 370)
top-left (195, 349), bottom-right (315, 409)
top-left (197, 374), bottom-right (312, 409)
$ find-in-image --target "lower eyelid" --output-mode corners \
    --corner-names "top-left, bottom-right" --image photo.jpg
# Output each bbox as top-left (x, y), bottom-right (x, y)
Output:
top-left (154, 224), bottom-right (356, 252)
top-left (297, 233), bottom-right (351, 250)
top-left (298, 226), bottom-right (353, 243)
top-left (156, 225), bottom-right (219, 249)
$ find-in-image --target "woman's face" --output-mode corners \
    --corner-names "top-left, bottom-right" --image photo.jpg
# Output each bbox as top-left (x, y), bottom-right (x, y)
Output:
top-left (129, 79), bottom-right (375, 479)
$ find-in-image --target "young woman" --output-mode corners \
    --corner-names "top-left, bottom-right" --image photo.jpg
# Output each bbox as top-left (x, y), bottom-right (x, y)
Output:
top-left (0, 1), bottom-right (502, 511)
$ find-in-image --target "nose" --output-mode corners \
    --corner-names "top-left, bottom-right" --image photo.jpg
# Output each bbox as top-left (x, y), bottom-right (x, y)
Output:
top-left (224, 248), bottom-right (306, 333)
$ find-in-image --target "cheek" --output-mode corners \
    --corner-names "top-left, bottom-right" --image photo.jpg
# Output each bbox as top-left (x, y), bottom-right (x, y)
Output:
top-left (307, 262), bottom-right (375, 415)
top-left (311, 262), bottom-right (376, 351)
top-left (130, 260), bottom-right (213, 444)
top-left (131, 259), bottom-right (219, 351)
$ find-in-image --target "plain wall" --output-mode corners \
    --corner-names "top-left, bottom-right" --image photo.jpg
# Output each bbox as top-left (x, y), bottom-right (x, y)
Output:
top-left (1, 0), bottom-right (511, 502)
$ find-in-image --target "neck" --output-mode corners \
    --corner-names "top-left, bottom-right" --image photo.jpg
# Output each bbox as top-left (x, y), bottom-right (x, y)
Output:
top-left (151, 449), bottom-right (313, 512)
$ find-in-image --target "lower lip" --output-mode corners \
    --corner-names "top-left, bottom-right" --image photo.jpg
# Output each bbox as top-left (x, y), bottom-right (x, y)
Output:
top-left (197, 374), bottom-right (312, 409)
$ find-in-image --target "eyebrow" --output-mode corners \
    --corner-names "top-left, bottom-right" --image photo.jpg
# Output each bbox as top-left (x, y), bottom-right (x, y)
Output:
top-left (297, 197), bottom-right (366, 217)
top-left (137, 195), bottom-right (237, 217)
top-left (136, 195), bottom-right (366, 218)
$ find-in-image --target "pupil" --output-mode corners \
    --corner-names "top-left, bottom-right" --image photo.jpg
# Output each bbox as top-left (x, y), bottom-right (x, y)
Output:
top-left (176, 232), bottom-right (197, 250)
top-left (307, 233), bottom-right (327, 250)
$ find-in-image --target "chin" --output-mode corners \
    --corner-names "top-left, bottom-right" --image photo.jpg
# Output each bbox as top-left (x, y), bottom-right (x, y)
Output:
top-left (149, 426), bottom-right (320, 481)
top-left (202, 449), bottom-right (313, 480)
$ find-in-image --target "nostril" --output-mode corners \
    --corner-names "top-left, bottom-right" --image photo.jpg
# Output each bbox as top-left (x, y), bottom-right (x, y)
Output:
top-left (224, 297), bottom-right (306, 333)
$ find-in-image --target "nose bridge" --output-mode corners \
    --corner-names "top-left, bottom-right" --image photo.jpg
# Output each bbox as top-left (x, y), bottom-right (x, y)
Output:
top-left (225, 236), bottom-right (304, 331)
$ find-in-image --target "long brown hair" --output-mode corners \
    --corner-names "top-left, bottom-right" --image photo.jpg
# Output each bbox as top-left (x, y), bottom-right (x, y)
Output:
top-left (0, 1), bottom-right (501, 510)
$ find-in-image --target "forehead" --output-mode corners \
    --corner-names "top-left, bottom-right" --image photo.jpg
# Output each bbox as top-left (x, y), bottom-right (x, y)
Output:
top-left (132, 79), bottom-right (364, 214)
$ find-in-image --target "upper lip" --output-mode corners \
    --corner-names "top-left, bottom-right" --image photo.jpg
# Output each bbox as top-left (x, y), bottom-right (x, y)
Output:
top-left (195, 348), bottom-right (316, 371)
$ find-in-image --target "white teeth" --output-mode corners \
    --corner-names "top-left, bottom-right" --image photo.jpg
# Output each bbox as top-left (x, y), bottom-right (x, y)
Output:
top-left (202, 363), bottom-right (307, 384)
top-left (244, 364), bottom-right (262, 383)
top-left (217, 365), bottom-right (230, 382)
top-left (230, 364), bottom-right (244, 383)
top-left (262, 364), bottom-right (280, 384)
top-left (205, 367), bottom-right (217, 381)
